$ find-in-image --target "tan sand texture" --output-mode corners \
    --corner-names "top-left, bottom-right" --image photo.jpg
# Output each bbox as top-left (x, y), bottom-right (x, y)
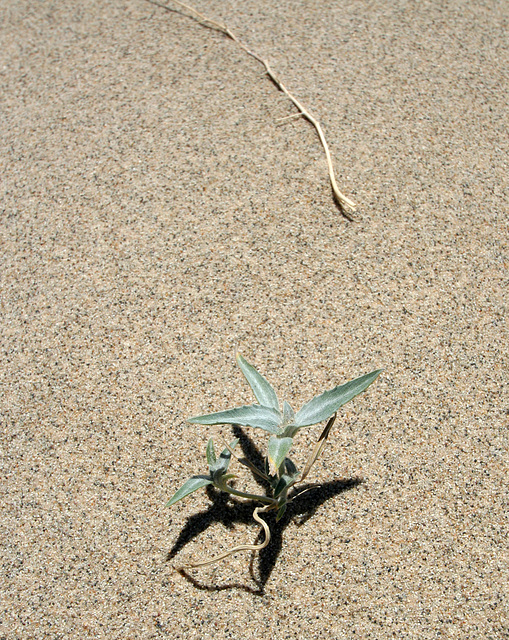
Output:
top-left (1, 0), bottom-right (507, 638)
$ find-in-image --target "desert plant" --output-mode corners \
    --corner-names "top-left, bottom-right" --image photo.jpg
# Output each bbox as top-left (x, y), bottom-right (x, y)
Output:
top-left (168, 353), bottom-right (381, 568)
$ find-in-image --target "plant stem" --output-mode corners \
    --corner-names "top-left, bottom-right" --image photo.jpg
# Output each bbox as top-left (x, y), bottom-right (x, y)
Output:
top-left (217, 480), bottom-right (275, 505)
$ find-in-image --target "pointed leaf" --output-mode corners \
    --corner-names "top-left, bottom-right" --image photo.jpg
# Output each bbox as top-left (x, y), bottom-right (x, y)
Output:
top-left (282, 401), bottom-right (295, 426)
top-left (209, 438), bottom-right (239, 476)
top-left (188, 404), bottom-right (282, 434)
top-left (166, 475), bottom-right (212, 507)
top-left (273, 473), bottom-right (298, 497)
top-left (236, 353), bottom-right (280, 411)
top-left (295, 369), bottom-right (382, 428)
top-left (267, 436), bottom-right (293, 475)
top-left (206, 438), bottom-right (216, 467)
top-left (276, 503), bottom-right (287, 521)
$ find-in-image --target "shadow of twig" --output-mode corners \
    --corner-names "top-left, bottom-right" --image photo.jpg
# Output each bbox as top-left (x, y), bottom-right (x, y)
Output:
top-left (252, 477), bottom-right (362, 589)
top-left (176, 566), bottom-right (265, 596)
top-left (167, 485), bottom-right (253, 561)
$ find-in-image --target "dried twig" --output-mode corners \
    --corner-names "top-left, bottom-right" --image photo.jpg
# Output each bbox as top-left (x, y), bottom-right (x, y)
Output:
top-left (149, 0), bottom-right (356, 219)
top-left (300, 413), bottom-right (337, 483)
top-left (180, 505), bottom-right (272, 570)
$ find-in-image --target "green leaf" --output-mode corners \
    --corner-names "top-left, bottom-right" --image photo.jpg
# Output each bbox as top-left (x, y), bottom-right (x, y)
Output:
top-left (267, 436), bottom-right (293, 475)
top-left (236, 353), bottom-right (280, 411)
top-left (295, 369), bottom-right (382, 428)
top-left (188, 404), bottom-right (282, 434)
top-left (276, 503), bottom-right (287, 521)
top-left (166, 475), bottom-right (212, 507)
top-left (282, 401), bottom-right (295, 426)
top-left (273, 472), bottom-right (297, 497)
top-left (284, 457), bottom-right (299, 477)
top-left (209, 438), bottom-right (239, 477)
top-left (205, 438), bottom-right (216, 467)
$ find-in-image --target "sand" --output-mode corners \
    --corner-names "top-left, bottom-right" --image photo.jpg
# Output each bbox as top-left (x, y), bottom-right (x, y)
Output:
top-left (1, 0), bottom-right (508, 638)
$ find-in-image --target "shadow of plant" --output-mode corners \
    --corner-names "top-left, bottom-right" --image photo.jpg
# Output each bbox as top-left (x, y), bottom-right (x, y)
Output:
top-left (167, 426), bottom-right (362, 594)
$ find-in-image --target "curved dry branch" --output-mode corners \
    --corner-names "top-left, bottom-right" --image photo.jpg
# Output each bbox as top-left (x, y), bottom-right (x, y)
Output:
top-left (152, 0), bottom-right (356, 218)
top-left (180, 505), bottom-right (272, 570)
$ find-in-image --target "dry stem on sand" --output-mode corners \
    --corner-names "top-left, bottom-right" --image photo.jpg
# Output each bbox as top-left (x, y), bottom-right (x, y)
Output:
top-left (150, 0), bottom-right (356, 219)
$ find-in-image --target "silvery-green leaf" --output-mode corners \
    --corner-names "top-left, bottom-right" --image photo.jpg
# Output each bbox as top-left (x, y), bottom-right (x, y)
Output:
top-left (166, 475), bottom-right (212, 507)
top-left (279, 423), bottom-right (300, 438)
top-left (209, 438), bottom-right (239, 477)
top-left (205, 438), bottom-right (216, 467)
top-left (236, 353), bottom-right (280, 411)
top-left (295, 369), bottom-right (382, 428)
top-left (282, 401), bottom-right (295, 426)
top-left (188, 404), bottom-right (282, 434)
top-left (267, 436), bottom-right (293, 475)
